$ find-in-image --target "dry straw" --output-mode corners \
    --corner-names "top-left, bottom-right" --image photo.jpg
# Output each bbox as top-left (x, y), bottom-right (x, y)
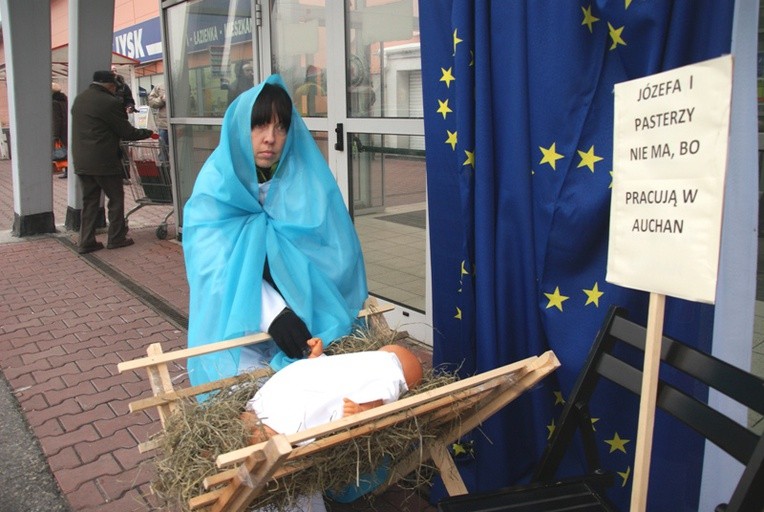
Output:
top-left (151, 327), bottom-right (461, 511)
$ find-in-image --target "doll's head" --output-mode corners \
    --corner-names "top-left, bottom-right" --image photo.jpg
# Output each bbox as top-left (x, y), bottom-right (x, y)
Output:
top-left (379, 345), bottom-right (424, 390)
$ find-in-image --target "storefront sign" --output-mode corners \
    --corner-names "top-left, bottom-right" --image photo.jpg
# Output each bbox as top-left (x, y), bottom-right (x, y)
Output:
top-left (113, 17), bottom-right (162, 63)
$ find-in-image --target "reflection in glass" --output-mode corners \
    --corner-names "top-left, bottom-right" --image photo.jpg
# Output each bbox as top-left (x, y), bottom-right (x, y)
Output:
top-left (346, 0), bottom-right (421, 118)
top-left (172, 124), bottom-right (222, 225)
top-left (311, 131), bottom-right (329, 162)
top-left (351, 133), bottom-right (426, 311)
top-left (165, 0), bottom-right (254, 119)
top-left (270, 2), bottom-right (328, 118)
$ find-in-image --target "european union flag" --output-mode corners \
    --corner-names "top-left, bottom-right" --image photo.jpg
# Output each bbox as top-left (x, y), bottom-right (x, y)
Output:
top-left (420, 2), bottom-right (733, 510)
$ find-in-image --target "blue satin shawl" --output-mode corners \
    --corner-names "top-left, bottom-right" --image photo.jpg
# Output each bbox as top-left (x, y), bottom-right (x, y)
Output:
top-left (183, 75), bottom-right (368, 386)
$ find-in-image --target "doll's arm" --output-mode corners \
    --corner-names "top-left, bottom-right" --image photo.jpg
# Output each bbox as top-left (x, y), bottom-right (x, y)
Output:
top-left (342, 397), bottom-right (384, 417)
top-left (306, 337), bottom-right (324, 358)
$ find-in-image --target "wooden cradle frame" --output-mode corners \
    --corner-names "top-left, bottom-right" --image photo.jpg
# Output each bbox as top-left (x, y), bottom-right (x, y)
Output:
top-left (118, 302), bottom-right (560, 512)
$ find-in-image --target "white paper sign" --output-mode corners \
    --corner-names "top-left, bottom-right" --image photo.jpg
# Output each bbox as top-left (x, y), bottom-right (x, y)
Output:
top-left (606, 55), bottom-right (733, 304)
top-left (133, 106), bottom-right (151, 129)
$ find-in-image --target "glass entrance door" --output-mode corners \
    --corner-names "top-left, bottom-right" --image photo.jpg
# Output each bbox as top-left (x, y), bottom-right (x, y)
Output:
top-left (265, 1), bottom-right (430, 344)
top-left (163, 0), bottom-right (256, 227)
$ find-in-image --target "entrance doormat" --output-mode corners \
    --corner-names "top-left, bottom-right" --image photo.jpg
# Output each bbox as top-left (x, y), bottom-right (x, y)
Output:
top-left (375, 209), bottom-right (426, 229)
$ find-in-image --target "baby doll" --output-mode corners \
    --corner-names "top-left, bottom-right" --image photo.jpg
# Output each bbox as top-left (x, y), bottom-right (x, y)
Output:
top-left (240, 338), bottom-right (423, 443)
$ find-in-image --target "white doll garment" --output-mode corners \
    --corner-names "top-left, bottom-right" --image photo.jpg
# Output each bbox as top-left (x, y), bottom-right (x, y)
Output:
top-left (246, 351), bottom-right (407, 435)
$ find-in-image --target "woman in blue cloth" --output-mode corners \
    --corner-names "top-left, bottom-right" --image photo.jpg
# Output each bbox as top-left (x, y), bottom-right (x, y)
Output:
top-left (183, 75), bottom-right (368, 388)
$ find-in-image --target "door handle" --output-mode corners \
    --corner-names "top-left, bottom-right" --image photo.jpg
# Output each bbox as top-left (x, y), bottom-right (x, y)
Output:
top-left (334, 123), bottom-right (344, 151)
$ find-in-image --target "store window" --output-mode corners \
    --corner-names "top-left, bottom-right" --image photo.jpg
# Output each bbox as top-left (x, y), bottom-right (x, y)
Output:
top-left (164, 0), bottom-right (255, 224)
top-left (346, 0), bottom-right (420, 119)
top-left (270, 2), bottom-right (328, 118)
top-left (166, 0), bottom-right (254, 119)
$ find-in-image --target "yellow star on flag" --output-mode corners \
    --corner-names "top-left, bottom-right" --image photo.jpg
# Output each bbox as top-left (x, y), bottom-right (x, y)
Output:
top-left (591, 417), bottom-right (600, 431)
top-left (445, 130), bottom-right (457, 150)
top-left (539, 142), bottom-right (564, 170)
top-left (605, 432), bottom-right (630, 454)
top-left (463, 150), bottom-right (475, 168)
top-left (437, 99), bottom-right (452, 119)
top-left (581, 5), bottom-right (599, 33)
top-left (455, 307), bottom-right (462, 319)
top-left (608, 22), bottom-right (626, 50)
top-left (577, 145), bottom-right (603, 172)
top-left (546, 418), bottom-right (556, 439)
top-left (544, 286), bottom-right (569, 311)
top-left (440, 67), bottom-right (455, 88)
top-left (452, 442), bottom-right (467, 456)
top-left (625, 0), bottom-right (633, 8)
top-left (553, 391), bottom-right (565, 405)
top-left (461, 260), bottom-right (470, 276)
top-left (453, 29), bottom-right (463, 55)
top-left (583, 282), bottom-right (604, 307)
top-left (618, 465), bottom-right (632, 487)
top-left (609, 170), bottom-right (614, 188)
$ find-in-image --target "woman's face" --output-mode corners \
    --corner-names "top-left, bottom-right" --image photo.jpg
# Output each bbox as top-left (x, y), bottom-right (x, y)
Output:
top-left (251, 115), bottom-right (287, 169)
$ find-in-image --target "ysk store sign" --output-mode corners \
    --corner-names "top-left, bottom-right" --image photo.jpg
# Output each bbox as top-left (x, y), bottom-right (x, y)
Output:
top-left (113, 18), bottom-right (162, 64)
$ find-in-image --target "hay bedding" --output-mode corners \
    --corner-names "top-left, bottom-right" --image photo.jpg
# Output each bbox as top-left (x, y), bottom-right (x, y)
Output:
top-left (151, 328), bottom-right (460, 511)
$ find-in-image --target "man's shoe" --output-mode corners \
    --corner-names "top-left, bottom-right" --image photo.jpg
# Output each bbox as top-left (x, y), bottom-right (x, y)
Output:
top-left (78, 242), bottom-right (104, 254)
top-left (107, 237), bottom-right (135, 250)
top-left (58, 171), bottom-right (67, 179)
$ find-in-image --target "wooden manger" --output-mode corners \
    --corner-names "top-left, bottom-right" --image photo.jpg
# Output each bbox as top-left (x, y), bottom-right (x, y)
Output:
top-left (118, 301), bottom-right (560, 512)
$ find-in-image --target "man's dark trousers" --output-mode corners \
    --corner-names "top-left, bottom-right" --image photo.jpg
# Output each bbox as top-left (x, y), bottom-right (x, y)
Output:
top-left (79, 174), bottom-right (128, 247)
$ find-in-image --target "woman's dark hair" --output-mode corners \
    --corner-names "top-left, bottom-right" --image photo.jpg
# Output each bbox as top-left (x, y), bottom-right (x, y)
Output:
top-left (251, 83), bottom-right (292, 130)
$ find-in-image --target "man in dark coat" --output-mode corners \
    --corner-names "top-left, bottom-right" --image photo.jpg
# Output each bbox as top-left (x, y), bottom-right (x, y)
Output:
top-left (71, 70), bottom-right (153, 254)
top-left (111, 65), bottom-right (137, 116)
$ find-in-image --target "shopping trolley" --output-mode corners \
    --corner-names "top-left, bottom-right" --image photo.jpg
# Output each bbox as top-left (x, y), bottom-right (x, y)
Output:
top-left (120, 137), bottom-right (174, 239)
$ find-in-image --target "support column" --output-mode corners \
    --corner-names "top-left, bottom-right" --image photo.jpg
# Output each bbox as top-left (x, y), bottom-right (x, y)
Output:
top-left (0, 2), bottom-right (54, 236)
top-left (64, 0), bottom-right (116, 232)
top-left (700, 0), bottom-right (759, 509)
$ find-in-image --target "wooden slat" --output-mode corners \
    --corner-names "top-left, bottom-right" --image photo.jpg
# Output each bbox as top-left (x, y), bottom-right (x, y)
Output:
top-left (374, 352), bottom-right (560, 496)
top-left (211, 435), bottom-right (293, 512)
top-left (446, 351), bottom-right (560, 438)
top-left (145, 343), bottom-right (177, 427)
top-left (189, 489), bottom-right (224, 510)
top-left (429, 440), bottom-right (468, 496)
top-left (137, 438), bottom-right (163, 454)
top-left (117, 304), bottom-right (395, 373)
top-left (118, 332), bottom-right (273, 372)
top-left (128, 368), bottom-right (271, 413)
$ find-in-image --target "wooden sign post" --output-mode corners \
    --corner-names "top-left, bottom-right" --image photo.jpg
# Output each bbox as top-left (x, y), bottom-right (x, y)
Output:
top-left (630, 291), bottom-right (665, 511)
top-left (607, 55), bottom-right (733, 511)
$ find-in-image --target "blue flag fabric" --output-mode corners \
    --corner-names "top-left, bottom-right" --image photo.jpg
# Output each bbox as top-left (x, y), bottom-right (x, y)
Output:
top-left (183, 75), bottom-right (368, 386)
top-left (420, 2), bottom-right (733, 510)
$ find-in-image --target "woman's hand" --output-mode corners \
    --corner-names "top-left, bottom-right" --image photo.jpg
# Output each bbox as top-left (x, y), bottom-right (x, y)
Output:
top-left (268, 308), bottom-right (312, 358)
